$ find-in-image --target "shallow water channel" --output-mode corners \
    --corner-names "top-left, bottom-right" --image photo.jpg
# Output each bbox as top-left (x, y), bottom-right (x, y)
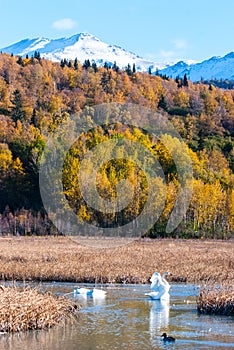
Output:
top-left (0, 283), bottom-right (233, 349)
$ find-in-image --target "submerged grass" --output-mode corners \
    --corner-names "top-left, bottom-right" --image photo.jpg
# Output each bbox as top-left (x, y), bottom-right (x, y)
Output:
top-left (197, 283), bottom-right (234, 316)
top-left (0, 286), bottom-right (79, 332)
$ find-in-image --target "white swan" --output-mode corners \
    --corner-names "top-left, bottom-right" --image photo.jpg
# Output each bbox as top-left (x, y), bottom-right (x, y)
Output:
top-left (73, 287), bottom-right (93, 296)
top-left (73, 287), bottom-right (106, 298)
top-left (92, 288), bottom-right (107, 298)
top-left (145, 272), bottom-right (170, 300)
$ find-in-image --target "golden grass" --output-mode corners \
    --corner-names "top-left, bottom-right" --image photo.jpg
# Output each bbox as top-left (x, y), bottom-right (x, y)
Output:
top-left (0, 286), bottom-right (79, 332)
top-left (197, 283), bottom-right (234, 316)
top-left (0, 236), bottom-right (233, 284)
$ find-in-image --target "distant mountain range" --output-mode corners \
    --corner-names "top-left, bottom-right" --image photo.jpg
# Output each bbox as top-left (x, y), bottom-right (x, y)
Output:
top-left (159, 52), bottom-right (234, 81)
top-left (1, 33), bottom-right (234, 81)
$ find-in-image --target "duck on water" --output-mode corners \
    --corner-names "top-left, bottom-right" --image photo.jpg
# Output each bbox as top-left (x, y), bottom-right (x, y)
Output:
top-left (161, 333), bottom-right (176, 342)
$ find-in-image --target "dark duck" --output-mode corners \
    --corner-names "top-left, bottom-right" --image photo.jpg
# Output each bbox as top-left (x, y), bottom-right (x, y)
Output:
top-left (161, 333), bottom-right (176, 342)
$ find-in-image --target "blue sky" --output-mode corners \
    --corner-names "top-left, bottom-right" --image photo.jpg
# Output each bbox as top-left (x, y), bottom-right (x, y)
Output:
top-left (1, 0), bottom-right (234, 63)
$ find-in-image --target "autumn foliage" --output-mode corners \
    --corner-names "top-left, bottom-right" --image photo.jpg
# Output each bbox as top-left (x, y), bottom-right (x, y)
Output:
top-left (0, 53), bottom-right (233, 238)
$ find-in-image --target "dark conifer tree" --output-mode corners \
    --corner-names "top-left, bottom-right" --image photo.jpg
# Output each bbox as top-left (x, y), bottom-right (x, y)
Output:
top-left (34, 51), bottom-right (41, 61)
top-left (126, 63), bottom-right (132, 76)
top-left (176, 75), bottom-right (182, 88)
top-left (104, 62), bottom-right (110, 69)
top-left (183, 73), bottom-right (188, 87)
top-left (112, 61), bottom-right (119, 72)
top-left (92, 62), bottom-right (98, 73)
top-left (31, 108), bottom-right (38, 127)
top-left (11, 89), bottom-right (26, 123)
top-left (16, 56), bottom-right (24, 66)
top-left (158, 94), bottom-right (168, 111)
top-left (83, 59), bottom-right (91, 69)
top-left (74, 58), bottom-right (78, 70)
top-left (60, 59), bottom-right (65, 68)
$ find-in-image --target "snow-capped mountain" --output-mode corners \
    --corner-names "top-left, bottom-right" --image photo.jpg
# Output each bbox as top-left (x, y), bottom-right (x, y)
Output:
top-left (1, 33), bottom-right (165, 72)
top-left (1, 33), bottom-right (234, 81)
top-left (158, 53), bottom-right (234, 81)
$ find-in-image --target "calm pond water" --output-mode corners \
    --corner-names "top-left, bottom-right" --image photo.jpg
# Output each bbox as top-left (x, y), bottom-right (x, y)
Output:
top-left (0, 283), bottom-right (233, 350)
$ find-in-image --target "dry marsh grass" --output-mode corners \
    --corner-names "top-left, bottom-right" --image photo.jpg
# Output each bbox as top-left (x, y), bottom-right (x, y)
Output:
top-left (0, 236), bottom-right (233, 284)
top-left (0, 286), bottom-right (79, 332)
top-left (197, 283), bottom-right (234, 316)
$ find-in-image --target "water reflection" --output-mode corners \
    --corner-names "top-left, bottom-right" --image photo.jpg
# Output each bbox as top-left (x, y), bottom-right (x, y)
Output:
top-left (0, 284), bottom-right (233, 350)
top-left (149, 298), bottom-right (170, 347)
top-left (74, 292), bottom-right (107, 306)
top-left (93, 295), bottom-right (106, 306)
top-left (0, 320), bottom-right (79, 350)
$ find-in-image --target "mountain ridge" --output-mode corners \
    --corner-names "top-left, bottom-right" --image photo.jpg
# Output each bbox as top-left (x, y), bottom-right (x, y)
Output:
top-left (1, 33), bottom-right (234, 81)
top-left (1, 32), bottom-right (165, 72)
top-left (159, 52), bottom-right (234, 81)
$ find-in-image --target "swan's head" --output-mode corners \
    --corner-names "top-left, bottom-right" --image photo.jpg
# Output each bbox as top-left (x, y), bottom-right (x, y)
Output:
top-left (162, 272), bottom-right (170, 278)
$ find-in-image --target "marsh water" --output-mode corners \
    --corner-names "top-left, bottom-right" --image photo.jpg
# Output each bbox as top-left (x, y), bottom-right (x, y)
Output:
top-left (0, 283), bottom-right (233, 350)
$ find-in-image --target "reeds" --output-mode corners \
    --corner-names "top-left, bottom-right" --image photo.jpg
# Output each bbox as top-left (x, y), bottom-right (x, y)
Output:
top-left (0, 237), bottom-right (233, 284)
top-left (197, 283), bottom-right (234, 316)
top-left (0, 286), bottom-right (79, 332)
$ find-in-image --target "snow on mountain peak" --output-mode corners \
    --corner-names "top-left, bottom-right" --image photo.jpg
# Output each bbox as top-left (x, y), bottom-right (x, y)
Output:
top-left (1, 33), bottom-right (234, 80)
top-left (158, 52), bottom-right (234, 81)
top-left (1, 32), bottom-right (165, 72)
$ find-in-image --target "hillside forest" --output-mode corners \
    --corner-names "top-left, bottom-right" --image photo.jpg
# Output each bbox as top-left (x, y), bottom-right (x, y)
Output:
top-left (0, 53), bottom-right (233, 238)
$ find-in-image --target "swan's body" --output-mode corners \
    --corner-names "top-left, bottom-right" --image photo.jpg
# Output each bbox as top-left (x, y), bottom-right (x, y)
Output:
top-left (73, 287), bottom-right (106, 298)
top-left (73, 287), bottom-right (93, 296)
top-left (145, 272), bottom-right (170, 300)
top-left (92, 288), bottom-right (107, 298)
